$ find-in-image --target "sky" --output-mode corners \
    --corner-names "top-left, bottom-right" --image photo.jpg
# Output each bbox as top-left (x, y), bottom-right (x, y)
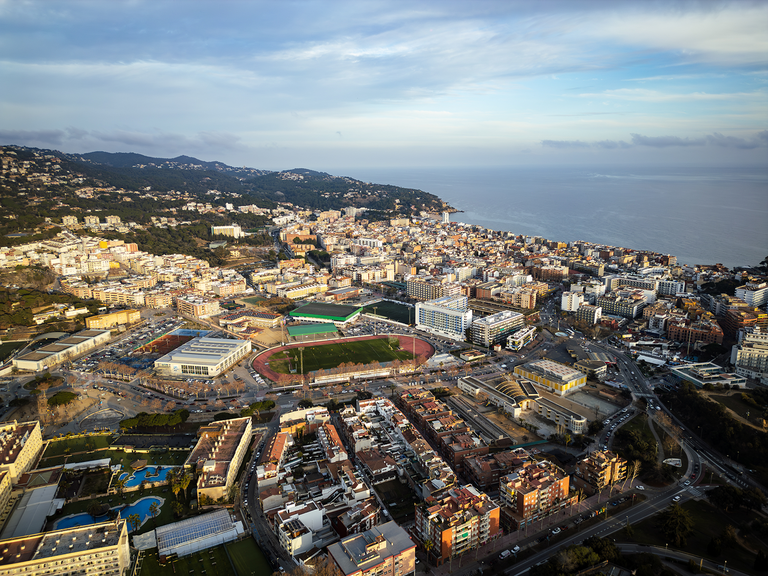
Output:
top-left (1, 0), bottom-right (767, 170)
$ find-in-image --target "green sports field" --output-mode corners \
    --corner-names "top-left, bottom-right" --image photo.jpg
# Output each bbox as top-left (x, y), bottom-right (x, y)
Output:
top-left (270, 337), bottom-right (414, 374)
top-left (363, 301), bottom-right (412, 324)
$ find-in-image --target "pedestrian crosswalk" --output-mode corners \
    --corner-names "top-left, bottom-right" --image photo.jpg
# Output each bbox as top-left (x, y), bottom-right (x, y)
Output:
top-left (688, 487), bottom-right (703, 498)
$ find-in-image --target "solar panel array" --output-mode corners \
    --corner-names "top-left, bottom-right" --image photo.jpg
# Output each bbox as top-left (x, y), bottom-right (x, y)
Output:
top-left (156, 509), bottom-right (233, 555)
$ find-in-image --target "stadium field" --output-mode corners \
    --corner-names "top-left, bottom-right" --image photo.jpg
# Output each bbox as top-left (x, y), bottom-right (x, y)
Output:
top-left (362, 300), bottom-right (412, 324)
top-left (269, 337), bottom-right (414, 374)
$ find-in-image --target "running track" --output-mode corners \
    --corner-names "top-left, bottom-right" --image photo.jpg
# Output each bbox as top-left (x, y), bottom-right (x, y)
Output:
top-left (252, 334), bottom-right (435, 382)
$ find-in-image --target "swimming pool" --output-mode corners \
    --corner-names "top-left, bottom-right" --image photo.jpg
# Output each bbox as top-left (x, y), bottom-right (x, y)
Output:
top-left (118, 466), bottom-right (177, 487)
top-left (55, 496), bottom-right (164, 530)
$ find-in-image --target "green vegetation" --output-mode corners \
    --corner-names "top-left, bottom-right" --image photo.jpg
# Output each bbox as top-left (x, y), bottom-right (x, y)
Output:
top-left (0, 285), bottom-right (100, 329)
top-left (0, 340), bottom-right (26, 361)
top-left (42, 434), bottom-right (115, 458)
top-left (711, 393), bottom-right (768, 424)
top-left (138, 545), bottom-right (235, 576)
top-left (226, 539), bottom-right (272, 576)
top-left (362, 301), bottom-right (413, 324)
top-left (47, 391), bottom-right (78, 406)
top-left (616, 497), bottom-right (767, 574)
top-left (661, 382), bottom-right (768, 485)
top-left (119, 409), bottom-right (190, 431)
top-left (271, 338), bottom-right (414, 375)
top-left (240, 400), bottom-right (275, 417)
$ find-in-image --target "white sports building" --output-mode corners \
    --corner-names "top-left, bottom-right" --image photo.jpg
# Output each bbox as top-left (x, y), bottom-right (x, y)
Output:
top-left (154, 337), bottom-right (251, 377)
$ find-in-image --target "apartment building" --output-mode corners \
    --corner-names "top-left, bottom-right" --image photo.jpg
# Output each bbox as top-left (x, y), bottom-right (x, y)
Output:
top-left (415, 295), bottom-right (473, 341)
top-left (507, 326), bottom-right (537, 351)
top-left (667, 316), bottom-right (724, 346)
top-left (561, 291), bottom-right (585, 312)
top-left (176, 295), bottom-right (221, 318)
top-left (470, 309), bottom-right (525, 348)
top-left (318, 423), bottom-right (348, 463)
top-left (0, 520), bottom-right (129, 576)
top-left (514, 360), bottom-right (586, 396)
top-left (736, 281), bottom-right (768, 308)
top-left (573, 450), bottom-right (627, 496)
top-left (596, 290), bottom-right (647, 318)
top-left (499, 460), bottom-right (574, 530)
top-left (406, 279), bottom-right (461, 301)
top-left (731, 328), bottom-right (768, 384)
top-left (85, 308), bottom-right (141, 329)
top-left (464, 449), bottom-right (530, 490)
top-left (185, 416), bottom-right (252, 505)
top-left (328, 521), bottom-right (416, 576)
top-left (414, 485), bottom-right (499, 566)
top-left (0, 421), bottom-right (43, 484)
top-left (211, 224), bottom-right (243, 239)
top-left (576, 304), bottom-right (602, 325)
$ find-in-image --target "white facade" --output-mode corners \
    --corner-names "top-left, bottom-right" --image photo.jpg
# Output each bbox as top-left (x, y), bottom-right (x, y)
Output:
top-left (211, 224), bottom-right (243, 239)
top-left (731, 328), bottom-right (768, 385)
top-left (154, 337), bottom-right (252, 377)
top-left (561, 291), bottom-right (585, 312)
top-left (415, 295), bottom-right (472, 341)
top-left (736, 282), bottom-right (768, 307)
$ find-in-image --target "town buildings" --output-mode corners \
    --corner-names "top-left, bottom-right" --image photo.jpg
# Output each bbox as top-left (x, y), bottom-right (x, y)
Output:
top-left (731, 327), bottom-right (768, 384)
top-left (0, 421), bottom-right (43, 484)
top-left (573, 450), bottom-right (627, 496)
top-left (415, 295), bottom-right (473, 341)
top-left (470, 309), bottom-right (525, 348)
top-left (13, 330), bottom-right (111, 372)
top-left (85, 308), bottom-right (141, 329)
top-left (414, 485), bottom-right (499, 566)
top-left (328, 521), bottom-right (416, 576)
top-left (185, 416), bottom-right (252, 505)
top-left (0, 519), bottom-right (129, 576)
top-left (499, 460), bottom-right (575, 530)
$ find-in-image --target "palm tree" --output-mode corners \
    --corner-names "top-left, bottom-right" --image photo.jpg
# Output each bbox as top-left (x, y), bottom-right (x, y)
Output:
top-left (423, 539), bottom-right (434, 564)
top-left (115, 476), bottom-right (127, 498)
top-left (172, 501), bottom-right (184, 518)
top-left (127, 513), bottom-right (141, 533)
top-left (148, 501), bottom-right (160, 526)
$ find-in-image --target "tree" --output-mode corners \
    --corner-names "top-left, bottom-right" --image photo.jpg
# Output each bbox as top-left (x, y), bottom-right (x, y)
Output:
top-left (148, 501), bottom-right (160, 526)
top-left (172, 500), bottom-right (184, 518)
top-left (298, 398), bottom-right (314, 409)
top-left (658, 503), bottom-right (693, 547)
top-left (127, 513), bottom-right (141, 533)
top-left (423, 539), bottom-right (434, 563)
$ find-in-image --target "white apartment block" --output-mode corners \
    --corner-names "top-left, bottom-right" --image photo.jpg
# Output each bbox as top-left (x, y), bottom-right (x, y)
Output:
top-left (561, 291), bottom-right (585, 312)
top-left (731, 328), bottom-right (768, 385)
top-left (736, 282), bottom-right (768, 308)
top-left (415, 295), bottom-right (473, 341)
top-left (211, 224), bottom-right (243, 239)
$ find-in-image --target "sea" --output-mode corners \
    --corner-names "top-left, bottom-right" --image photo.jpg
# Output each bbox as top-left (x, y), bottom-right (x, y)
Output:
top-left (338, 165), bottom-right (768, 270)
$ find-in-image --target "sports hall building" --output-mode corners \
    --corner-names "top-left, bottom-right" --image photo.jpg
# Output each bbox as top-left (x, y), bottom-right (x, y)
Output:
top-left (154, 337), bottom-right (252, 377)
top-left (288, 302), bottom-right (363, 326)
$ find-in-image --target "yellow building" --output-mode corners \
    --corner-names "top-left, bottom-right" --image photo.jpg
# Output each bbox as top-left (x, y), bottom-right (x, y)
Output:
top-left (514, 360), bottom-right (586, 396)
top-left (85, 309), bottom-right (141, 329)
top-left (0, 421), bottom-right (43, 484)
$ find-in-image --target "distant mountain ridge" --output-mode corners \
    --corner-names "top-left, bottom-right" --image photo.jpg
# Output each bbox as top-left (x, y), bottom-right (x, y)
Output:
top-left (1, 144), bottom-right (450, 214)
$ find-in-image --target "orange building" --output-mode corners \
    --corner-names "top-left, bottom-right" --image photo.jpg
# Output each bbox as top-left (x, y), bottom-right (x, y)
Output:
top-left (415, 485), bottom-right (500, 566)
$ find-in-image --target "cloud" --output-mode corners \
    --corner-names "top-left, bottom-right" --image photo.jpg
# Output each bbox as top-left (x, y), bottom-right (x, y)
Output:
top-left (576, 88), bottom-right (760, 102)
top-left (0, 129), bottom-right (65, 146)
top-left (542, 130), bottom-right (768, 150)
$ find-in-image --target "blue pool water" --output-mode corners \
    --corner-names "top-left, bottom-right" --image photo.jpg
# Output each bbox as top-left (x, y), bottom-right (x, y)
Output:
top-left (118, 466), bottom-right (175, 487)
top-left (55, 496), bottom-right (163, 530)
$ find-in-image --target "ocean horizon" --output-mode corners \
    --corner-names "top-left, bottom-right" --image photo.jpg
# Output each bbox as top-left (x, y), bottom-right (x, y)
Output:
top-left (337, 165), bottom-right (768, 270)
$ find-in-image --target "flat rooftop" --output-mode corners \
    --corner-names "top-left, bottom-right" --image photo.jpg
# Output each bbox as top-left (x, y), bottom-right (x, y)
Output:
top-left (155, 337), bottom-right (250, 367)
top-left (289, 302), bottom-right (362, 321)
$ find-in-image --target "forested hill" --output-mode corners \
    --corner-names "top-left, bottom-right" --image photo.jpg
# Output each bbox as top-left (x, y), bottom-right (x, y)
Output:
top-left (0, 145), bottom-right (450, 214)
top-left (61, 148), bottom-right (449, 212)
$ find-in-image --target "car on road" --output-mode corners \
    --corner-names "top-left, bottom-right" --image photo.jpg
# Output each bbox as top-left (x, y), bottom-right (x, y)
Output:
top-left (636, 485), bottom-right (645, 490)
top-left (499, 550), bottom-right (511, 560)
top-left (683, 480), bottom-right (691, 486)
top-left (672, 495), bottom-right (681, 502)
top-left (551, 527), bottom-right (561, 535)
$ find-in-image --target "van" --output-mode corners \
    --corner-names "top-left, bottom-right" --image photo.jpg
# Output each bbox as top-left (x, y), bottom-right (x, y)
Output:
top-left (499, 550), bottom-right (511, 560)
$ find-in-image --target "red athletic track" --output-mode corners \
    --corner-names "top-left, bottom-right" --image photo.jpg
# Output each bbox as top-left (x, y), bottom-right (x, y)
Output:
top-left (252, 334), bottom-right (435, 382)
